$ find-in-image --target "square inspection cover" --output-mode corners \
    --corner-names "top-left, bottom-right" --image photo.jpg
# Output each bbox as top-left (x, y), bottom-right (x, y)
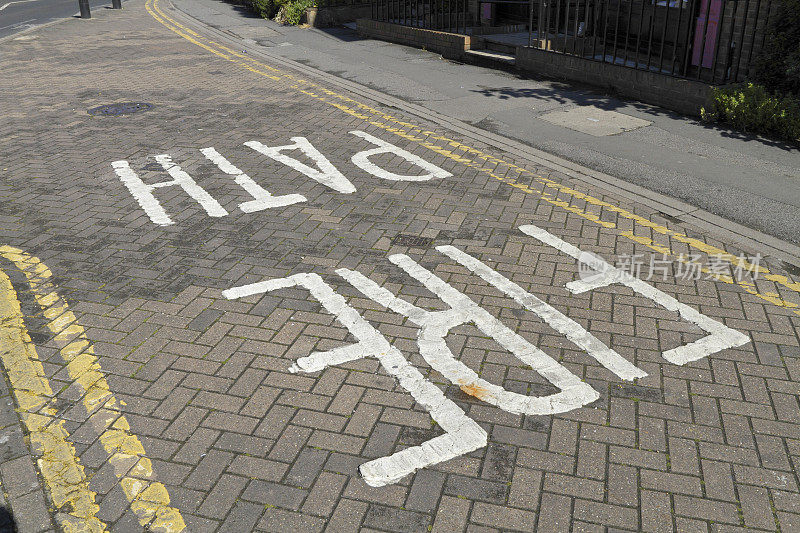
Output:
top-left (539, 105), bottom-right (652, 136)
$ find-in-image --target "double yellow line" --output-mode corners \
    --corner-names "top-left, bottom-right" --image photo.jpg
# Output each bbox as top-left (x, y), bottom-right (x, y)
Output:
top-left (0, 247), bottom-right (185, 532)
top-left (146, 0), bottom-right (800, 317)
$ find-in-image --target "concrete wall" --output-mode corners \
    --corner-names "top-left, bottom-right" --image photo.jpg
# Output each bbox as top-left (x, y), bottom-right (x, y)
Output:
top-left (356, 19), bottom-right (471, 60)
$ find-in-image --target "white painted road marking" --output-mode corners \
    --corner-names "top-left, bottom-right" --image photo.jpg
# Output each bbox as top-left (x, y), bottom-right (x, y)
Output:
top-left (200, 147), bottom-right (306, 212)
top-left (114, 132), bottom-right (454, 224)
top-left (435, 245), bottom-right (647, 380)
top-left (221, 227), bottom-right (751, 484)
top-left (349, 131), bottom-right (453, 182)
top-left (112, 157), bottom-right (227, 226)
top-left (0, 0), bottom-right (40, 11)
top-left (245, 137), bottom-right (356, 194)
top-left (0, 18), bottom-right (34, 32)
top-left (223, 274), bottom-right (487, 487)
top-left (519, 224), bottom-right (751, 364)
top-left (339, 255), bottom-right (599, 415)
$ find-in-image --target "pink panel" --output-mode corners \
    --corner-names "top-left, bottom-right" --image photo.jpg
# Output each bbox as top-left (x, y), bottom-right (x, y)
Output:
top-left (692, 0), bottom-right (722, 68)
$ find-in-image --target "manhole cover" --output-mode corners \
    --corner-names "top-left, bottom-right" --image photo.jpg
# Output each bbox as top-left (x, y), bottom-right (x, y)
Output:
top-left (88, 102), bottom-right (153, 116)
top-left (391, 234), bottom-right (434, 248)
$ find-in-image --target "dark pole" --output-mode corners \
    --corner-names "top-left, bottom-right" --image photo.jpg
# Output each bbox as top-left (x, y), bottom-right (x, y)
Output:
top-left (78, 0), bottom-right (91, 18)
top-left (112, 0), bottom-right (122, 8)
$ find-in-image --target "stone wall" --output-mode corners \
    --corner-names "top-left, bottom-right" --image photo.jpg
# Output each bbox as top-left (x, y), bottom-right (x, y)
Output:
top-left (710, 0), bottom-right (777, 83)
top-left (515, 46), bottom-right (711, 116)
top-left (357, 18), bottom-right (710, 115)
top-left (356, 19), bottom-right (471, 60)
top-left (309, 4), bottom-right (373, 27)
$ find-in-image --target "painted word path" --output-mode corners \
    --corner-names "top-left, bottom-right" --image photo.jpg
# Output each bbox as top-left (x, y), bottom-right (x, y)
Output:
top-left (112, 130), bottom-right (451, 225)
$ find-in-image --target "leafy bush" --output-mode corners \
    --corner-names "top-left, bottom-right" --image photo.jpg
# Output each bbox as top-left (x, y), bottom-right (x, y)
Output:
top-left (282, 0), bottom-right (316, 24)
top-left (752, 0), bottom-right (800, 96)
top-left (249, 0), bottom-right (286, 19)
top-left (246, 0), bottom-right (314, 23)
top-left (701, 83), bottom-right (800, 144)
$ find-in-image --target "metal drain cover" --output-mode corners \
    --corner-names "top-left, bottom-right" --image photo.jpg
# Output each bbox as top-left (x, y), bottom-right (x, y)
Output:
top-left (88, 102), bottom-right (153, 116)
top-left (391, 234), bottom-right (434, 248)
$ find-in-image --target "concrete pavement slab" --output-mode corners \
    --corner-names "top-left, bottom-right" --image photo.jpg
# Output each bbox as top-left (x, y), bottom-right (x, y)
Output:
top-left (538, 106), bottom-right (652, 137)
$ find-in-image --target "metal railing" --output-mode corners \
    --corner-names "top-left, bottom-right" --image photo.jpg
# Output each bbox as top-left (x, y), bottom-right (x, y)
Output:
top-left (371, 0), bottom-right (471, 34)
top-left (320, 0), bottom-right (373, 7)
top-left (526, 0), bottom-right (775, 83)
top-left (369, 0), bottom-right (776, 84)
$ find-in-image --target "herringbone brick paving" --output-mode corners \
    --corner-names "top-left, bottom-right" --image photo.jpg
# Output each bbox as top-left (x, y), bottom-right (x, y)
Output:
top-left (1, 1), bottom-right (800, 531)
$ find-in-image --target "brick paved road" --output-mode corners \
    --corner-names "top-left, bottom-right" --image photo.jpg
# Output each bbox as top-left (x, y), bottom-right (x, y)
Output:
top-left (1, 1), bottom-right (800, 531)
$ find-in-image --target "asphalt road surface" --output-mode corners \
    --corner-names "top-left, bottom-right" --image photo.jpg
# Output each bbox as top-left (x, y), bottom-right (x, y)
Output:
top-left (0, 0), bottom-right (118, 39)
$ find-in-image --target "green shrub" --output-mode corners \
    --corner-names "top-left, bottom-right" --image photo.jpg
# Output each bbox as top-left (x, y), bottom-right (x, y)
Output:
top-left (249, 0), bottom-right (286, 19)
top-left (701, 83), bottom-right (800, 144)
top-left (282, 0), bottom-right (316, 24)
top-left (752, 0), bottom-right (800, 96)
top-left (245, 0), bottom-right (314, 23)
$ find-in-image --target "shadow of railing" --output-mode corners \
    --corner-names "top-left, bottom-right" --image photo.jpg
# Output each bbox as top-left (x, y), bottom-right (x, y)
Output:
top-left (470, 85), bottom-right (799, 151)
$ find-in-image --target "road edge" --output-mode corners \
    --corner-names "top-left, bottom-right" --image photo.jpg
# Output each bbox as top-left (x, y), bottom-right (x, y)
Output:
top-left (0, 15), bottom-right (69, 44)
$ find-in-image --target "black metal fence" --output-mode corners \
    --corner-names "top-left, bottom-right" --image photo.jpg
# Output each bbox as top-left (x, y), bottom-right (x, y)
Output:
top-left (369, 0), bottom-right (777, 84)
top-left (370, 0), bottom-right (471, 34)
top-left (320, 0), bottom-right (372, 7)
top-left (527, 0), bottom-right (775, 83)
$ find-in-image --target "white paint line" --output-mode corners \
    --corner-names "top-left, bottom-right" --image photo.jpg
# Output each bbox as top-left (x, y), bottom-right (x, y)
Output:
top-left (200, 147), bottom-right (306, 213)
top-left (338, 255), bottom-right (599, 415)
top-left (152, 154), bottom-right (228, 217)
top-left (0, 1), bottom-right (40, 12)
top-left (519, 224), bottom-right (751, 365)
top-left (224, 274), bottom-right (487, 487)
top-left (245, 137), bottom-right (355, 194)
top-left (349, 130), bottom-right (453, 182)
top-left (436, 245), bottom-right (647, 380)
top-left (112, 160), bottom-right (172, 226)
top-left (111, 156), bottom-right (228, 225)
top-left (0, 18), bottom-right (34, 31)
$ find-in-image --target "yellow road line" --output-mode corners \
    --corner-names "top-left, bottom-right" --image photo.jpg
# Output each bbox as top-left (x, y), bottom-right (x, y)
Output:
top-left (0, 246), bottom-right (186, 533)
top-left (146, 0), bottom-right (800, 316)
top-left (0, 269), bottom-right (106, 532)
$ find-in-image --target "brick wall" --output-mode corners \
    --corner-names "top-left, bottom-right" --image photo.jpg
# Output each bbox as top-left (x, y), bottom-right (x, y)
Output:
top-left (356, 19), bottom-right (471, 60)
top-left (357, 18), bottom-right (710, 115)
top-left (310, 5), bottom-right (373, 27)
top-left (710, 0), bottom-right (777, 83)
top-left (516, 46), bottom-right (711, 116)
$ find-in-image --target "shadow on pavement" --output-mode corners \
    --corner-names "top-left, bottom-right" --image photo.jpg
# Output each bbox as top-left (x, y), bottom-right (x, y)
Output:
top-left (470, 85), bottom-right (799, 151)
top-left (0, 506), bottom-right (18, 533)
top-left (315, 27), bottom-right (366, 43)
top-left (221, 0), bottom-right (276, 19)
